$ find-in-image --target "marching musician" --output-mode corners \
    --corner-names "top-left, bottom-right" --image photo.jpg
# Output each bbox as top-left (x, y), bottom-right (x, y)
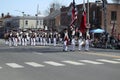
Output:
top-left (85, 33), bottom-right (90, 51)
top-left (63, 28), bottom-right (69, 51)
top-left (22, 30), bottom-right (27, 46)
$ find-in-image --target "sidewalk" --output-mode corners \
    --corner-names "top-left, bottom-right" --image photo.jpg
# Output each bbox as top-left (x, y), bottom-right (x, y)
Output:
top-left (0, 39), bottom-right (119, 52)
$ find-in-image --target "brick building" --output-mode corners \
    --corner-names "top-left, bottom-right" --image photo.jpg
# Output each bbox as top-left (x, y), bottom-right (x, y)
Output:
top-left (60, 2), bottom-right (120, 36)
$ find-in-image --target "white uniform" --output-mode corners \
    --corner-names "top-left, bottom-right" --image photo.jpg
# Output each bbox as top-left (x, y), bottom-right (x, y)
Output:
top-left (43, 33), bottom-right (47, 46)
top-left (22, 32), bottom-right (27, 46)
top-left (70, 38), bottom-right (75, 51)
top-left (31, 32), bottom-right (36, 46)
top-left (18, 31), bottom-right (22, 45)
top-left (78, 38), bottom-right (82, 50)
top-left (85, 34), bottom-right (90, 51)
top-left (63, 32), bottom-right (69, 51)
top-left (85, 39), bottom-right (89, 51)
top-left (53, 32), bottom-right (57, 46)
top-left (8, 32), bottom-right (13, 46)
top-left (13, 32), bottom-right (18, 46)
top-left (48, 32), bottom-right (52, 45)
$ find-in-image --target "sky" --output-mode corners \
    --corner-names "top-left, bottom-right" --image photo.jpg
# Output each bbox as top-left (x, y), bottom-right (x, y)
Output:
top-left (0, 0), bottom-right (112, 16)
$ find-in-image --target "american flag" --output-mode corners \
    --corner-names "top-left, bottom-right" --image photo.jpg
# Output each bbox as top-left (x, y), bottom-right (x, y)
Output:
top-left (70, 0), bottom-right (78, 27)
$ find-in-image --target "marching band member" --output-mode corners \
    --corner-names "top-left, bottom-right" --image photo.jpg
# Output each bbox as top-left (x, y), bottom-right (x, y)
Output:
top-left (18, 30), bottom-right (22, 45)
top-left (8, 30), bottom-right (13, 46)
top-left (31, 31), bottom-right (36, 46)
top-left (70, 36), bottom-right (76, 51)
top-left (43, 32), bottom-right (47, 46)
top-left (53, 31), bottom-right (57, 46)
top-left (40, 33), bottom-right (43, 45)
top-left (63, 29), bottom-right (69, 51)
top-left (78, 31), bottom-right (83, 51)
top-left (85, 33), bottom-right (90, 51)
top-left (4, 31), bottom-right (9, 45)
top-left (70, 28), bottom-right (76, 51)
top-left (13, 31), bottom-right (18, 46)
top-left (22, 31), bottom-right (27, 46)
top-left (48, 32), bottom-right (52, 45)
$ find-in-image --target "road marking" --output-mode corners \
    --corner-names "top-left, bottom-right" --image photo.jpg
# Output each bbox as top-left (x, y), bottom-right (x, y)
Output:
top-left (33, 52), bottom-right (43, 55)
top-left (44, 61), bottom-right (65, 66)
top-left (25, 62), bottom-right (45, 67)
top-left (6, 63), bottom-right (24, 68)
top-left (79, 60), bottom-right (104, 64)
top-left (62, 60), bottom-right (85, 65)
top-left (114, 59), bottom-right (120, 61)
top-left (0, 67), bottom-right (2, 69)
top-left (97, 59), bottom-right (120, 64)
top-left (82, 52), bottom-right (120, 58)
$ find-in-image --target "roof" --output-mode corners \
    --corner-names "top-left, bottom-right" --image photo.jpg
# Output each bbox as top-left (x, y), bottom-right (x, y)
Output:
top-left (107, 0), bottom-right (120, 3)
top-left (16, 15), bottom-right (45, 20)
top-left (44, 10), bottom-right (60, 20)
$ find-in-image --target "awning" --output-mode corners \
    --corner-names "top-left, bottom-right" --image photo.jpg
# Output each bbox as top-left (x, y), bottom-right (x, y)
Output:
top-left (90, 29), bottom-right (105, 33)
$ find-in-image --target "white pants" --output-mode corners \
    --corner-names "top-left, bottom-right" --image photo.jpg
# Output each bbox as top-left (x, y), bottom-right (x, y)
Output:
top-left (22, 38), bottom-right (27, 46)
top-left (9, 38), bottom-right (12, 46)
top-left (18, 37), bottom-right (22, 45)
top-left (53, 38), bottom-right (56, 46)
top-left (63, 40), bottom-right (68, 51)
top-left (13, 38), bottom-right (18, 46)
top-left (85, 40), bottom-right (89, 51)
top-left (70, 44), bottom-right (75, 51)
top-left (78, 39), bottom-right (82, 50)
top-left (43, 38), bottom-right (47, 46)
top-left (48, 38), bottom-right (51, 45)
top-left (31, 38), bottom-right (36, 46)
top-left (40, 37), bottom-right (43, 45)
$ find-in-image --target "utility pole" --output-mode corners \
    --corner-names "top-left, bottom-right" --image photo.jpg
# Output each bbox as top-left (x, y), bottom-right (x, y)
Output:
top-left (22, 12), bottom-right (24, 30)
top-left (86, 0), bottom-right (90, 35)
top-left (102, 0), bottom-right (107, 34)
top-left (95, 0), bottom-right (108, 48)
top-left (15, 10), bottom-right (25, 30)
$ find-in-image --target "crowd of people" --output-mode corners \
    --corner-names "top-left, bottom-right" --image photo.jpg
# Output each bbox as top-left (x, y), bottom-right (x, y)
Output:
top-left (4, 29), bottom-right (61, 46)
top-left (3, 28), bottom-right (91, 51)
top-left (90, 33), bottom-right (120, 49)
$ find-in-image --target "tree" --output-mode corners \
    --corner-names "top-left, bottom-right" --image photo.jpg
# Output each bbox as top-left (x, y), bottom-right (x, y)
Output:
top-left (112, 0), bottom-right (120, 3)
top-left (44, 0), bottom-right (62, 16)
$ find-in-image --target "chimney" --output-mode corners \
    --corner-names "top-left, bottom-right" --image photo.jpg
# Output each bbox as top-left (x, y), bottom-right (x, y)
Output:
top-left (50, 3), bottom-right (55, 14)
top-left (50, 8), bottom-right (54, 14)
top-left (1, 13), bottom-right (4, 18)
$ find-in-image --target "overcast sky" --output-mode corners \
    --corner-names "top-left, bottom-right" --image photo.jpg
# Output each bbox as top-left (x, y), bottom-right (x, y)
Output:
top-left (0, 0), bottom-right (113, 16)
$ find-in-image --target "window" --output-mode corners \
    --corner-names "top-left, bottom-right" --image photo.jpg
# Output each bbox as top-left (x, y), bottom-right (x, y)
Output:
top-left (25, 20), bottom-right (28, 25)
top-left (111, 11), bottom-right (117, 21)
top-left (40, 20), bottom-right (43, 25)
top-left (37, 20), bottom-right (39, 25)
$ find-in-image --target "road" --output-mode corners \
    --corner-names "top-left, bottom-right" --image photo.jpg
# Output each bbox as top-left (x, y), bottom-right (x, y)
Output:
top-left (0, 45), bottom-right (120, 80)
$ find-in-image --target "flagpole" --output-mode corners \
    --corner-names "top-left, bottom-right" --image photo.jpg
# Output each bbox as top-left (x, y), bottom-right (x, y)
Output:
top-left (87, 0), bottom-right (90, 36)
top-left (87, 0), bottom-right (89, 27)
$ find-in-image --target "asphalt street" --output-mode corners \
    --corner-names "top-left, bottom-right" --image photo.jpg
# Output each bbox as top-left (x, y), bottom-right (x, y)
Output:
top-left (0, 42), bottom-right (120, 80)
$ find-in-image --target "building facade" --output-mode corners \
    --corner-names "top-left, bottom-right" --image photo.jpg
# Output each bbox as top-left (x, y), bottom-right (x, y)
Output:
top-left (60, 2), bottom-right (120, 36)
top-left (2, 15), bottom-right (44, 31)
top-left (44, 10), bottom-right (61, 31)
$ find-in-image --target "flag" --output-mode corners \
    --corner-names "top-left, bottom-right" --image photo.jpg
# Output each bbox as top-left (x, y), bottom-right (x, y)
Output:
top-left (111, 22), bottom-right (116, 36)
top-left (70, 0), bottom-right (77, 27)
top-left (80, 0), bottom-right (86, 34)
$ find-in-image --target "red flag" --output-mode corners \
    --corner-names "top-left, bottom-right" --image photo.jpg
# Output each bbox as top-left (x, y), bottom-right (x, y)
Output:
top-left (111, 23), bottom-right (115, 36)
top-left (80, 0), bottom-right (86, 34)
top-left (70, 0), bottom-right (77, 27)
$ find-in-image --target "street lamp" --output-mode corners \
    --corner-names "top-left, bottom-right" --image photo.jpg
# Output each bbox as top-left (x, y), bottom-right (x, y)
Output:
top-left (96, 0), bottom-right (107, 34)
top-left (86, 0), bottom-right (90, 36)
top-left (15, 10), bottom-right (25, 30)
top-left (96, 0), bottom-right (108, 48)
top-left (22, 12), bottom-right (25, 30)
top-left (35, 14), bottom-right (38, 29)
